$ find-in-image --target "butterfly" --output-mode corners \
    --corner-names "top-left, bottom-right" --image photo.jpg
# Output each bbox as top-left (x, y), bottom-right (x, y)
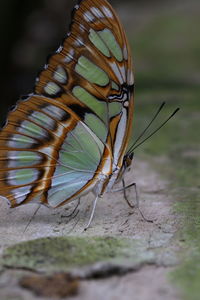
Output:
top-left (0, 0), bottom-right (134, 228)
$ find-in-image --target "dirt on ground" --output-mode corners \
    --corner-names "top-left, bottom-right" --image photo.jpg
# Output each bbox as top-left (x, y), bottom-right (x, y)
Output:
top-left (0, 158), bottom-right (181, 300)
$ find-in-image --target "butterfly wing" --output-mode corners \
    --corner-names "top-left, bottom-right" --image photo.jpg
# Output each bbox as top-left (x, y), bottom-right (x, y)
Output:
top-left (35, 0), bottom-right (134, 131)
top-left (0, 0), bottom-right (134, 207)
top-left (0, 95), bottom-right (109, 207)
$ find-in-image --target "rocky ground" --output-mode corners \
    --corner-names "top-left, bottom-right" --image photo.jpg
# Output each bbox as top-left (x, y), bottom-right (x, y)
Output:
top-left (0, 159), bottom-right (181, 300)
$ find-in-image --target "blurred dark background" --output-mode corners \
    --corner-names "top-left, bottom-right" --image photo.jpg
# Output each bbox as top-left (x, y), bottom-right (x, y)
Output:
top-left (0, 0), bottom-right (199, 127)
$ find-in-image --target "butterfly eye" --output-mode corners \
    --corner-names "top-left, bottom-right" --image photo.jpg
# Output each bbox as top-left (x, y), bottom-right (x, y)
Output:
top-left (123, 153), bottom-right (134, 170)
top-left (129, 152), bottom-right (134, 161)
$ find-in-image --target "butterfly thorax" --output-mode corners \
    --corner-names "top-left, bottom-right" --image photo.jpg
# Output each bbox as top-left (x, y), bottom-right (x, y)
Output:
top-left (93, 165), bottom-right (119, 196)
top-left (94, 145), bottom-right (134, 197)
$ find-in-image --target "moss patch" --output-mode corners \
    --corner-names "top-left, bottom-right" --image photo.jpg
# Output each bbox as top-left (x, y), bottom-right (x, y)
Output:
top-left (1, 236), bottom-right (154, 272)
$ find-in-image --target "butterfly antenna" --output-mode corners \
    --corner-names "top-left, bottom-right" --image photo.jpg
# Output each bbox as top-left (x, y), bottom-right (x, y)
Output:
top-left (127, 102), bottom-right (166, 156)
top-left (130, 108), bottom-right (180, 152)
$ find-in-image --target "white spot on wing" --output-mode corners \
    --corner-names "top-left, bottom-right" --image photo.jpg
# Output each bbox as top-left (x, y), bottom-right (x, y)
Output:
top-left (123, 45), bottom-right (128, 60)
top-left (79, 24), bottom-right (85, 32)
top-left (110, 62), bottom-right (124, 84)
top-left (102, 6), bottom-right (113, 18)
top-left (124, 101), bottom-right (129, 107)
top-left (44, 82), bottom-right (61, 96)
top-left (64, 49), bottom-right (75, 63)
top-left (122, 93), bottom-right (128, 101)
top-left (119, 65), bottom-right (126, 82)
top-left (56, 46), bottom-right (63, 53)
top-left (42, 105), bottom-right (66, 121)
top-left (83, 11), bottom-right (95, 22)
top-left (12, 186), bottom-right (32, 204)
top-left (113, 108), bottom-right (127, 166)
top-left (74, 37), bottom-right (84, 47)
top-left (91, 7), bottom-right (104, 18)
top-left (128, 69), bottom-right (134, 85)
top-left (53, 65), bottom-right (68, 84)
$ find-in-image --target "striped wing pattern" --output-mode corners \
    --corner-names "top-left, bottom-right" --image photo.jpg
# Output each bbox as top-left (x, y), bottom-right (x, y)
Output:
top-left (0, 0), bottom-right (134, 208)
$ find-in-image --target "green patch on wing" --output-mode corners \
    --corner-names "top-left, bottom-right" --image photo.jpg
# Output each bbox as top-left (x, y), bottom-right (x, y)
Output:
top-left (109, 102), bottom-right (122, 118)
top-left (19, 120), bottom-right (47, 139)
top-left (47, 118), bottom-right (106, 207)
top-left (99, 29), bottom-right (123, 62)
top-left (89, 29), bottom-right (110, 57)
top-left (8, 151), bottom-right (41, 168)
top-left (30, 111), bottom-right (55, 130)
top-left (9, 134), bottom-right (36, 148)
top-left (62, 121), bottom-right (104, 165)
top-left (72, 86), bottom-right (107, 123)
top-left (111, 81), bottom-right (120, 91)
top-left (84, 113), bottom-right (107, 143)
top-left (44, 82), bottom-right (61, 96)
top-left (11, 169), bottom-right (37, 185)
top-left (75, 56), bottom-right (109, 86)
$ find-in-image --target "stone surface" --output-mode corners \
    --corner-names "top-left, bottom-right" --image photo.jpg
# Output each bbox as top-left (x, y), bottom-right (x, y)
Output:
top-left (0, 159), bottom-right (180, 299)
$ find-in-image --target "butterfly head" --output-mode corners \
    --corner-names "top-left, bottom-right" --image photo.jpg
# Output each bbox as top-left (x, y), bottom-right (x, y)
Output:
top-left (116, 152), bottom-right (134, 182)
top-left (123, 152), bottom-right (134, 172)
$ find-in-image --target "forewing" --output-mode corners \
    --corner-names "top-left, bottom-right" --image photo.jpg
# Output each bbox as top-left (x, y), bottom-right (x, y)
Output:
top-left (35, 0), bottom-right (134, 128)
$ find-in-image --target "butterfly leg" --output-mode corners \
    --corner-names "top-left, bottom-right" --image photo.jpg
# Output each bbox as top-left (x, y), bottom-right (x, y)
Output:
top-left (23, 204), bottom-right (41, 233)
top-left (63, 198), bottom-right (81, 218)
top-left (122, 179), bottom-right (153, 223)
top-left (84, 195), bottom-right (99, 231)
top-left (122, 178), bottom-right (138, 208)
